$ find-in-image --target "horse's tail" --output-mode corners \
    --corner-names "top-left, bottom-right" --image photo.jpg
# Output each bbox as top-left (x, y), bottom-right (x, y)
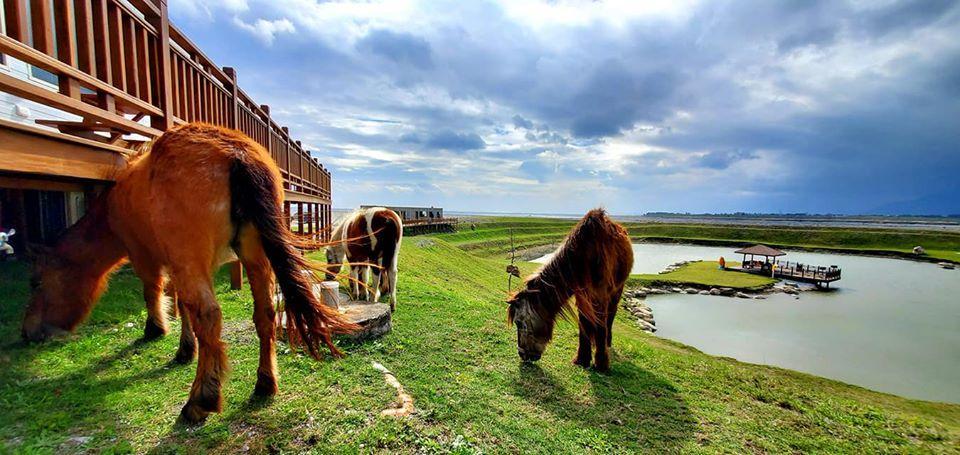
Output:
top-left (379, 210), bottom-right (402, 276)
top-left (229, 151), bottom-right (357, 359)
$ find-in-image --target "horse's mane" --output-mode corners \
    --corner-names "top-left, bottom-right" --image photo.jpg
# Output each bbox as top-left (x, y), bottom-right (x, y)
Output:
top-left (514, 208), bottom-right (618, 325)
top-left (330, 208), bottom-right (364, 242)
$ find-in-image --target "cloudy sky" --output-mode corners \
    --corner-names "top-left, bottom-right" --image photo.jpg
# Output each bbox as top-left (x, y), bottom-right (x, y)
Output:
top-left (169, 0), bottom-right (960, 215)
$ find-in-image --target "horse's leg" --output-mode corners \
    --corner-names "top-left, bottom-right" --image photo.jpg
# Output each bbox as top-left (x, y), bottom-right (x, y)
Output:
top-left (131, 260), bottom-right (168, 341)
top-left (370, 260), bottom-right (382, 303)
top-left (574, 296), bottom-right (593, 368)
top-left (143, 278), bottom-right (168, 340)
top-left (174, 296), bottom-right (197, 364)
top-left (387, 261), bottom-right (399, 311)
top-left (606, 286), bottom-right (624, 347)
top-left (359, 265), bottom-right (370, 301)
top-left (349, 266), bottom-right (360, 300)
top-left (593, 307), bottom-right (611, 372)
top-left (178, 282), bottom-right (228, 423)
top-left (237, 228), bottom-right (279, 397)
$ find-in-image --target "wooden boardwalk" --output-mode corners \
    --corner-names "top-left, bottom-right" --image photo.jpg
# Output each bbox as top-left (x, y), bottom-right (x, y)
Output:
top-left (736, 261), bottom-right (842, 287)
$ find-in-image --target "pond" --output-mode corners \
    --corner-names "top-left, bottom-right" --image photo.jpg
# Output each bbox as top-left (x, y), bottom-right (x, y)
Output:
top-left (535, 243), bottom-right (960, 403)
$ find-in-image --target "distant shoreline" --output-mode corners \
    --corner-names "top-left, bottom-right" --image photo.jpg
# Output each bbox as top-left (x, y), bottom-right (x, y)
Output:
top-left (334, 208), bottom-right (960, 232)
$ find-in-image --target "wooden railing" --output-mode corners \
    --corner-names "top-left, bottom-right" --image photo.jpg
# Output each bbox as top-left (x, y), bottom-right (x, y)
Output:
top-left (0, 0), bottom-right (330, 201)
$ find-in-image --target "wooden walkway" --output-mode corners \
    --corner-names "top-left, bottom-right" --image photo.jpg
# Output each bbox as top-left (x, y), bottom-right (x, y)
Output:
top-left (736, 261), bottom-right (842, 287)
top-left (404, 218), bottom-right (458, 235)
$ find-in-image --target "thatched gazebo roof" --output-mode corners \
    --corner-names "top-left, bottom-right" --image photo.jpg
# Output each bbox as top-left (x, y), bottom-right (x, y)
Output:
top-left (734, 244), bottom-right (786, 257)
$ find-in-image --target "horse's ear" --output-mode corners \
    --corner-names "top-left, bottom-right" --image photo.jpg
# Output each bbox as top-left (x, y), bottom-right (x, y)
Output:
top-left (6, 229), bottom-right (14, 236)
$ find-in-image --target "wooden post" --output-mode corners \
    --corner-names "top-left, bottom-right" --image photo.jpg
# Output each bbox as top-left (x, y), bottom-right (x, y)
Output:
top-left (230, 261), bottom-right (243, 290)
top-left (223, 67), bottom-right (239, 129)
top-left (305, 203), bottom-right (312, 237)
top-left (147, 0), bottom-right (172, 129)
top-left (297, 202), bottom-right (304, 235)
top-left (3, 0), bottom-right (30, 43)
top-left (260, 104), bottom-right (271, 155)
top-left (223, 67), bottom-right (240, 286)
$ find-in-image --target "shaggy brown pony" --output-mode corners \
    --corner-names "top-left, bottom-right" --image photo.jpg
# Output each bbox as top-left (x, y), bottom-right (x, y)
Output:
top-left (507, 209), bottom-right (633, 371)
top-left (21, 123), bottom-right (356, 423)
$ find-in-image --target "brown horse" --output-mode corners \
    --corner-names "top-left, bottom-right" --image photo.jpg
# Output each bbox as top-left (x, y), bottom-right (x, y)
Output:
top-left (21, 123), bottom-right (356, 423)
top-left (507, 209), bottom-right (633, 371)
top-left (325, 207), bottom-right (403, 310)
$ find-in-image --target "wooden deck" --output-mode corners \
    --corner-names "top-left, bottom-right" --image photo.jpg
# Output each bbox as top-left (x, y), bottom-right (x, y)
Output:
top-left (404, 218), bottom-right (458, 235)
top-left (0, 0), bottom-right (331, 239)
top-left (736, 260), bottom-right (842, 287)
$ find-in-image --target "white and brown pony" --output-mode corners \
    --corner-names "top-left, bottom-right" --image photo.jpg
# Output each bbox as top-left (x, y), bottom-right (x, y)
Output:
top-left (21, 123), bottom-right (356, 423)
top-left (325, 207), bottom-right (402, 310)
top-left (507, 209), bottom-right (633, 371)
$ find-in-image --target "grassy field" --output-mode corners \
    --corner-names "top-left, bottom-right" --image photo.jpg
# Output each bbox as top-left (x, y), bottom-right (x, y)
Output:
top-left (1, 234), bottom-right (958, 453)
top-left (629, 261), bottom-right (776, 291)
top-left (444, 217), bottom-right (960, 262)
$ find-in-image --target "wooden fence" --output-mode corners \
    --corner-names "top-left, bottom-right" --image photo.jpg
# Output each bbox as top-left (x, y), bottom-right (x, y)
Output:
top-left (0, 0), bottom-right (331, 238)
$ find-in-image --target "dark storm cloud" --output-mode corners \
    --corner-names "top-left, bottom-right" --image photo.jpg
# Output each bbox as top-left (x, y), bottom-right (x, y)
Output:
top-left (424, 131), bottom-right (486, 151)
top-left (357, 29), bottom-right (434, 69)
top-left (696, 150), bottom-right (759, 170)
top-left (512, 114), bottom-right (534, 130)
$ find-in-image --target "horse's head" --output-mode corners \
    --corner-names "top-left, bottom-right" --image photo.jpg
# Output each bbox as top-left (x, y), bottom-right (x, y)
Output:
top-left (507, 288), bottom-right (554, 362)
top-left (21, 246), bottom-right (88, 342)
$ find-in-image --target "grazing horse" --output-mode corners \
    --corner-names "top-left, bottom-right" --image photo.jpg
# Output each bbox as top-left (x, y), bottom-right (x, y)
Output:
top-left (21, 123), bottom-right (356, 423)
top-left (325, 207), bottom-right (403, 310)
top-left (507, 209), bottom-right (633, 371)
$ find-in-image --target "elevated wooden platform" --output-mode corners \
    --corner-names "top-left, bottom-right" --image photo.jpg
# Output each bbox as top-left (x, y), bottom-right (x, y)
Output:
top-left (736, 261), bottom-right (842, 287)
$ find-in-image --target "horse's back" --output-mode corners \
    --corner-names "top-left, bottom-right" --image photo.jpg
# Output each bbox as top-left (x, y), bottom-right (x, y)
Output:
top-left (109, 124), bottom-right (277, 270)
top-left (577, 209), bottom-right (632, 288)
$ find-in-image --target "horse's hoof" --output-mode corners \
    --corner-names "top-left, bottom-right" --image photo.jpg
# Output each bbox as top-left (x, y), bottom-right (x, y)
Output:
top-left (178, 401), bottom-right (209, 424)
top-left (253, 372), bottom-right (278, 397)
top-left (591, 361), bottom-right (610, 373)
top-left (572, 356), bottom-right (591, 368)
top-left (173, 346), bottom-right (196, 364)
top-left (142, 318), bottom-right (167, 341)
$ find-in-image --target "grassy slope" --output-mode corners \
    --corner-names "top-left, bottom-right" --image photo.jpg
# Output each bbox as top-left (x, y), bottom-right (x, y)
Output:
top-left (629, 261), bottom-right (776, 291)
top-left (444, 217), bottom-right (960, 262)
top-left (0, 239), bottom-right (958, 453)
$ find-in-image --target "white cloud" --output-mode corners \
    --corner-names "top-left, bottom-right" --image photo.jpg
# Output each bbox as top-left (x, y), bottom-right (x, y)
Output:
top-left (232, 17), bottom-right (296, 45)
top-left (170, 0), bottom-right (249, 20)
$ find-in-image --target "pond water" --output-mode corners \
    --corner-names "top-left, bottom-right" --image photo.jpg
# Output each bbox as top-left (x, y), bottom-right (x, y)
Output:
top-left (536, 243), bottom-right (960, 403)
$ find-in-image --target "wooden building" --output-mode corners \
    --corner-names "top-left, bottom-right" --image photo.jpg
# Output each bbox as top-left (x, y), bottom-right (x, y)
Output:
top-left (360, 205), bottom-right (457, 235)
top-left (0, 0), bottom-right (332, 262)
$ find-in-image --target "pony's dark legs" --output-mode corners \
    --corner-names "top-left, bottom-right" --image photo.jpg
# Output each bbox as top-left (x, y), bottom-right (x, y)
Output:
top-left (128, 255), bottom-right (168, 340)
top-left (606, 286), bottom-right (624, 347)
top-left (573, 293), bottom-right (595, 367)
top-left (574, 312), bottom-right (594, 368)
top-left (174, 297), bottom-right (196, 364)
top-left (593, 321), bottom-right (610, 372)
top-left (178, 281), bottom-right (227, 423)
top-left (141, 273), bottom-right (168, 341)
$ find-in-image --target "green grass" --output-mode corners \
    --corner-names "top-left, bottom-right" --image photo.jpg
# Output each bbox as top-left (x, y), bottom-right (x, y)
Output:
top-left (629, 261), bottom-right (776, 291)
top-left (443, 217), bottom-right (960, 262)
top-left (1, 236), bottom-right (958, 453)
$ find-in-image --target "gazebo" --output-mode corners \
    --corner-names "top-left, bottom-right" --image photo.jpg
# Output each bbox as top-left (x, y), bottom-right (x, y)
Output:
top-left (734, 244), bottom-right (785, 272)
